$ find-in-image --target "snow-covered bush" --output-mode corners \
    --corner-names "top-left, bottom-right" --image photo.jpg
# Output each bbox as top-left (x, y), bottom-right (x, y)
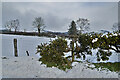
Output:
top-left (76, 32), bottom-right (120, 61)
top-left (76, 33), bottom-right (92, 60)
top-left (36, 31), bottom-right (119, 71)
top-left (91, 32), bottom-right (120, 61)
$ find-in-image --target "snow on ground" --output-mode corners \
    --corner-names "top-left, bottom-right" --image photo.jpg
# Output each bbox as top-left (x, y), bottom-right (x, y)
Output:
top-left (2, 56), bottom-right (118, 78)
top-left (1, 34), bottom-right (119, 63)
top-left (63, 49), bottom-right (119, 63)
top-left (1, 34), bottom-right (55, 57)
top-left (1, 34), bottom-right (119, 78)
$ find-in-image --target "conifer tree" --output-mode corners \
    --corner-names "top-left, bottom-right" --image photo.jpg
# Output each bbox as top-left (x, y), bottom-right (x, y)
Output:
top-left (68, 21), bottom-right (78, 36)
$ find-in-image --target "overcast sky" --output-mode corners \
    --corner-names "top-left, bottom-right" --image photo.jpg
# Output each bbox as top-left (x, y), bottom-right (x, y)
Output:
top-left (2, 2), bottom-right (118, 32)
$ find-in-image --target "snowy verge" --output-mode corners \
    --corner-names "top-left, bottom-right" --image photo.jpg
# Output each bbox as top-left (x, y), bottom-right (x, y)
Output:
top-left (2, 56), bottom-right (118, 78)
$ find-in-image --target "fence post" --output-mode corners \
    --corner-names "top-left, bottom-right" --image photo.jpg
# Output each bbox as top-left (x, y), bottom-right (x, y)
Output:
top-left (14, 38), bottom-right (18, 57)
top-left (26, 51), bottom-right (29, 56)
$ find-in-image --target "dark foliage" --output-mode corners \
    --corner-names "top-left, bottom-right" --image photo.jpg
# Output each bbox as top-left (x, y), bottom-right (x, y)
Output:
top-left (36, 38), bottom-right (72, 71)
top-left (68, 21), bottom-right (78, 36)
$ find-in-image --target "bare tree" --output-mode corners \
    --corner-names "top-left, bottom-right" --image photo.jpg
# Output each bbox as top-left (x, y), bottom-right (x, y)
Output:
top-left (32, 17), bottom-right (45, 34)
top-left (5, 21), bottom-right (12, 31)
top-left (5, 19), bottom-right (20, 32)
top-left (76, 18), bottom-right (90, 33)
top-left (13, 19), bottom-right (19, 32)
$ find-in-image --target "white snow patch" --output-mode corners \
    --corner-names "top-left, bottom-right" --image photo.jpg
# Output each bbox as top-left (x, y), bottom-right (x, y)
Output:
top-left (92, 38), bottom-right (98, 43)
top-left (63, 51), bottom-right (71, 58)
top-left (72, 62), bottom-right (78, 66)
top-left (89, 64), bottom-right (95, 68)
top-left (112, 33), bottom-right (118, 36)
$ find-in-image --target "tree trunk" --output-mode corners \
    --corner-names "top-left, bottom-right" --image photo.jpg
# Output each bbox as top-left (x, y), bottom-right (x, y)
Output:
top-left (15, 29), bottom-right (17, 33)
top-left (72, 51), bottom-right (74, 62)
top-left (70, 40), bottom-right (74, 62)
top-left (9, 28), bottom-right (11, 32)
top-left (38, 28), bottom-right (40, 34)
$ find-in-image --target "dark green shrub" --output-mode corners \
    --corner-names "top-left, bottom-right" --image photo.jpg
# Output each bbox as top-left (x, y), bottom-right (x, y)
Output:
top-left (93, 62), bottom-right (120, 72)
top-left (77, 32), bottom-right (120, 61)
top-left (92, 32), bottom-right (120, 61)
top-left (76, 33), bottom-right (92, 60)
top-left (36, 38), bottom-right (72, 71)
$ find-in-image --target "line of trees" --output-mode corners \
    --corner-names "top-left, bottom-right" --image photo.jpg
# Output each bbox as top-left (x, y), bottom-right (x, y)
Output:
top-left (4, 17), bottom-right (90, 35)
top-left (4, 17), bottom-right (119, 35)
top-left (4, 17), bottom-right (45, 34)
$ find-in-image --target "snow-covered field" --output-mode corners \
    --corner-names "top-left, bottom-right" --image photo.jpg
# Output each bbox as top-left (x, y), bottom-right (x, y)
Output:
top-left (1, 34), bottom-right (119, 63)
top-left (1, 34), bottom-right (119, 78)
top-left (1, 34), bottom-right (55, 57)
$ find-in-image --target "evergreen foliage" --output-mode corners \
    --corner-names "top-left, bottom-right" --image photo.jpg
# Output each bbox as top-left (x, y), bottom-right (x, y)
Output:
top-left (36, 38), bottom-right (72, 71)
top-left (93, 62), bottom-right (120, 72)
top-left (92, 32), bottom-right (120, 61)
top-left (68, 21), bottom-right (78, 36)
top-left (36, 31), bottom-right (119, 71)
top-left (76, 33), bottom-right (92, 60)
top-left (77, 32), bottom-right (120, 61)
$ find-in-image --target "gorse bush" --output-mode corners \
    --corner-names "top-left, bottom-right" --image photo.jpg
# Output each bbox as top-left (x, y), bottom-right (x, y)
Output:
top-left (91, 32), bottom-right (120, 61)
top-left (36, 38), bottom-right (72, 71)
top-left (76, 32), bottom-right (120, 61)
top-left (75, 33), bottom-right (92, 60)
